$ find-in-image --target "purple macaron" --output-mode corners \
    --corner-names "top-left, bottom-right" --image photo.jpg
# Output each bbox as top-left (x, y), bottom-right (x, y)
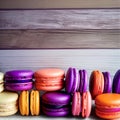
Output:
top-left (113, 70), bottom-right (120, 93)
top-left (65, 68), bottom-right (80, 94)
top-left (79, 69), bottom-right (87, 94)
top-left (5, 70), bottom-right (34, 91)
top-left (102, 72), bottom-right (111, 93)
top-left (41, 91), bottom-right (71, 117)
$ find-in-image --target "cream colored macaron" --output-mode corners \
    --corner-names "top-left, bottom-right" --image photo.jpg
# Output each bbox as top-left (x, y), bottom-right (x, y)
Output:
top-left (0, 72), bottom-right (4, 93)
top-left (0, 91), bottom-right (18, 116)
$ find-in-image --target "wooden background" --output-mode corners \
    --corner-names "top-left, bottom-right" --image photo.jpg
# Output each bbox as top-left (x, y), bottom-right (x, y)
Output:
top-left (0, 9), bottom-right (120, 49)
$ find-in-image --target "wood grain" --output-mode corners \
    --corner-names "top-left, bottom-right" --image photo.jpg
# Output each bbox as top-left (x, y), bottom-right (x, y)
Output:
top-left (0, 0), bottom-right (119, 9)
top-left (0, 30), bottom-right (120, 49)
top-left (0, 9), bottom-right (120, 30)
top-left (0, 50), bottom-right (119, 78)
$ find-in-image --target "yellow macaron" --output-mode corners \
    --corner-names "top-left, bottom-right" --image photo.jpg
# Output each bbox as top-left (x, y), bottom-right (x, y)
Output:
top-left (19, 90), bottom-right (40, 116)
top-left (19, 91), bottom-right (29, 116)
top-left (30, 90), bottom-right (40, 115)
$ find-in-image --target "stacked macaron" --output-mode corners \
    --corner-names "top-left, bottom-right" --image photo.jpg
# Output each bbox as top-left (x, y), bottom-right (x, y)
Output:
top-left (65, 67), bottom-right (92, 118)
top-left (34, 68), bottom-right (72, 117)
top-left (94, 69), bottom-right (120, 119)
top-left (0, 68), bottom-right (119, 119)
top-left (2, 70), bottom-right (36, 115)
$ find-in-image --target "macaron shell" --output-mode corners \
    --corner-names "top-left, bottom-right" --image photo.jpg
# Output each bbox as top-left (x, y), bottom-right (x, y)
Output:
top-left (90, 70), bottom-right (104, 99)
top-left (95, 93), bottom-right (120, 106)
top-left (113, 70), bottom-right (120, 93)
top-left (82, 91), bottom-right (92, 118)
top-left (103, 72), bottom-right (111, 93)
top-left (19, 91), bottom-right (29, 116)
top-left (0, 109), bottom-right (18, 116)
top-left (65, 68), bottom-right (80, 93)
top-left (42, 91), bottom-right (71, 105)
top-left (65, 68), bottom-right (74, 93)
top-left (72, 92), bottom-right (81, 116)
top-left (35, 78), bottom-right (64, 91)
top-left (5, 70), bottom-right (34, 80)
top-left (42, 106), bottom-right (70, 117)
top-left (0, 91), bottom-right (18, 103)
top-left (34, 68), bottom-right (65, 78)
top-left (5, 82), bottom-right (33, 91)
top-left (35, 83), bottom-right (63, 91)
top-left (96, 109), bottom-right (120, 119)
top-left (30, 90), bottom-right (40, 115)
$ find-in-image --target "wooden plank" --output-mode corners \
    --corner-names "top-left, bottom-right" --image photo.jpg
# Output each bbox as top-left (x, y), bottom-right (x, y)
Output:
top-left (0, 30), bottom-right (120, 49)
top-left (0, 9), bottom-right (120, 30)
top-left (0, 0), bottom-right (119, 9)
top-left (0, 50), bottom-right (119, 78)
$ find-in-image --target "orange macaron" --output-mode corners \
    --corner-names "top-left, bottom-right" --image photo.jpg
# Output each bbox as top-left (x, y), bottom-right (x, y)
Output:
top-left (19, 90), bottom-right (40, 116)
top-left (34, 68), bottom-right (65, 91)
top-left (89, 70), bottom-right (104, 99)
top-left (95, 93), bottom-right (120, 119)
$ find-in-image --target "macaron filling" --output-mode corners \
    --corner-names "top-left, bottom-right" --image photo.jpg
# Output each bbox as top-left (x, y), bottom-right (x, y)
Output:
top-left (5, 79), bottom-right (33, 83)
top-left (96, 107), bottom-right (120, 112)
top-left (79, 70), bottom-right (87, 94)
top-left (43, 103), bottom-right (70, 109)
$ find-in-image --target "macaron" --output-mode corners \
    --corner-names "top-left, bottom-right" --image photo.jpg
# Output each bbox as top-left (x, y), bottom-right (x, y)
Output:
top-left (0, 72), bottom-right (4, 93)
top-left (89, 70), bottom-right (104, 99)
top-left (19, 90), bottom-right (40, 116)
top-left (113, 69), bottom-right (120, 93)
top-left (95, 93), bottom-right (120, 119)
top-left (72, 91), bottom-right (92, 118)
top-left (19, 91), bottom-right (29, 116)
top-left (79, 69), bottom-right (87, 94)
top-left (30, 90), bottom-right (40, 116)
top-left (102, 72), bottom-right (111, 93)
top-left (34, 68), bottom-right (65, 91)
top-left (5, 70), bottom-right (34, 91)
top-left (41, 91), bottom-right (71, 117)
top-left (0, 91), bottom-right (18, 116)
top-left (65, 68), bottom-right (80, 93)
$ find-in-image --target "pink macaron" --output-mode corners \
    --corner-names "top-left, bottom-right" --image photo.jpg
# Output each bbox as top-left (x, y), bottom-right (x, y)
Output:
top-left (72, 91), bottom-right (92, 118)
